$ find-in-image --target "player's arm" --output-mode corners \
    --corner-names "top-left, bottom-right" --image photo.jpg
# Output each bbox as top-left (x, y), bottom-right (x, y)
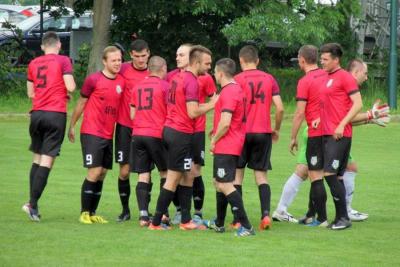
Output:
top-left (210, 111), bottom-right (232, 152)
top-left (333, 92), bottom-right (362, 139)
top-left (186, 93), bottom-right (218, 119)
top-left (63, 74), bottom-right (76, 93)
top-left (27, 81), bottom-right (34, 99)
top-left (68, 96), bottom-right (88, 143)
top-left (272, 95), bottom-right (284, 143)
top-left (130, 105), bottom-right (136, 120)
top-left (290, 100), bottom-right (306, 154)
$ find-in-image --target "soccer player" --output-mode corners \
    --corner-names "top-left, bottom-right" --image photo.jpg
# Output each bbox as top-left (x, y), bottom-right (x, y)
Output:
top-left (233, 45), bottom-right (284, 230)
top-left (22, 31), bottom-right (76, 221)
top-left (115, 39), bottom-right (150, 222)
top-left (68, 46), bottom-right (125, 224)
top-left (148, 45), bottom-right (217, 230)
top-left (129, 56), bottom-right (169, 227)
top-left (289, 45), bottom-right (329, 227)
top-left (207, 58), bottom-right (255, 236)
top-left (319, 43), bottom-right (363, 230)
top-left (167, 43), bottom-right (217, 224)
top-left (272, 58), bottom-right (390, 224)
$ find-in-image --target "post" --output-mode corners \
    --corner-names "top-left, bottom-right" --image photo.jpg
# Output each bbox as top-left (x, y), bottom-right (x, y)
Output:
top-left (40, 0), bottom-right (43, 40)
top-left (388, 0), bottom-right (398, 109)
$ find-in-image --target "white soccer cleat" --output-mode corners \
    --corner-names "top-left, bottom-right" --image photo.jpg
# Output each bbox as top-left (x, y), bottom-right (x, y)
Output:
top-left (272, 210), bottom-right (298, 223)
top-left (348, 209), bottom-right (368, 222)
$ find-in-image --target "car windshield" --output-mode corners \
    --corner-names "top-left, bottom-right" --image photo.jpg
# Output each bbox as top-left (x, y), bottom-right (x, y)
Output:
top-left (15, 14), bottom-right (43, 31)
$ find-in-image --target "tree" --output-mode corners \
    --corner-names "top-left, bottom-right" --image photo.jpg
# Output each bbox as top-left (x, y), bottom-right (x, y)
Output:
top-left (87, 0), bottom-right (113, 74)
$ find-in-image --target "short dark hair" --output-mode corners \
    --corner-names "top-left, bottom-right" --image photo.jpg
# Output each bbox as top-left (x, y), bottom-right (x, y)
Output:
top-left (189, 45), bottom-right (212, 65)
top-left (320, 43), bottom-right (343, 59)
top-left (347, 58), bottom-right (365, 72)
top-left (148, 56), bottom-right (166, 73)
top-left (42, 31), bottom-right (59, 47)
top-left (298, 45), bottom-right (318, 64)
top-left (130, 39), bottom-right (149, 52)
top-left (215, 58), bottom-right (236, 78)
top-left (239, 45), bottom-right (259, 63)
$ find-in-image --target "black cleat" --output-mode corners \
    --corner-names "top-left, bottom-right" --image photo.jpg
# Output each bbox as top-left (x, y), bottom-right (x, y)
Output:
top-left (116, 211), bottom-right (131, 222)
top-left (329, 217), bottom-right (352, 230)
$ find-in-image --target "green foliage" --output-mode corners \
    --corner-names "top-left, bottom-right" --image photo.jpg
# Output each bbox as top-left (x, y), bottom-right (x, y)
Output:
top-left (223, 0), bottom-right (361, 54)
top-left (74, 43), bottom-right (91, 87)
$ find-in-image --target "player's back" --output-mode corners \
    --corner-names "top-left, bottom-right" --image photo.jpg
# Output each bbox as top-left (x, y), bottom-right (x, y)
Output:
top-left (234, 69), bottom-right (279, 133)
top-left (132, 76), bottom-right (168, 138)
top-left (164, 71), bottom-right (199, 134)
top-left (28, 54), bottom-right (72, 113)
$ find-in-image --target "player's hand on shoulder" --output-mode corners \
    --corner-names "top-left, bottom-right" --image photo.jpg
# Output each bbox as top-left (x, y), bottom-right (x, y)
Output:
top-left (272, 129), bottom-right (279, 143)
top-left (208, 93), bottom-right (219, 106)
top-left (68, 127), bottom-right (75, 143)
top-left (289, 138), bottom-right (298, 155)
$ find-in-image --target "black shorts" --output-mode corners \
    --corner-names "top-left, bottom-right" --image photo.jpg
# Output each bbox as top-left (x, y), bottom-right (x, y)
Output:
top-left (115, 123), bottom-right (132, 164)
top-left (192, 131), bottom-right (205, 166)
top-left (29, 110), bottom-right (66, 157)
top-left (81, 134), bottom-right (113, 169)
top-left (213, 154), bottom-right (238, 183)
top-left (323, 136), bottom-right (351, 176)
top-left (130, 135), bottom-right (167, 173)
top-left (163, 127), bottom-right (193, 172)
top-left (237, 133), bottom-right (272, 171)
top-left (306, 136), bottom-right (324, 170)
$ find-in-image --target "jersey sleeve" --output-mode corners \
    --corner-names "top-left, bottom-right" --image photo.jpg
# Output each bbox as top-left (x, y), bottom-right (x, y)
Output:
top-left (185, 75), bottom-right (199, 102)
top-left (220, 88), bottom-right (238, 113)
top-left (296, 78), bottom-right (308, 101)
top-left (60, 56), bottom-right (73, 75)
top-left (130, 85), bottom-right (137, 107)
top-left (344, 72), bottom-right (359, 95)
top-left (271, 76), bottom-right (280, 96)
top-left (80, 74), bottom-right (96, 98)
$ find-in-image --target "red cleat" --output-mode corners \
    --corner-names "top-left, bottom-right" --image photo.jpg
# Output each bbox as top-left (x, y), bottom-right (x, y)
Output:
top-left (259, 216), bottom-right (272, 230)
top-left (179, 220), bottom-right (207, 230)
top-left (148, 223), bottom-right (171, 230)
top-left (230, 222), bottom-right (241, 230)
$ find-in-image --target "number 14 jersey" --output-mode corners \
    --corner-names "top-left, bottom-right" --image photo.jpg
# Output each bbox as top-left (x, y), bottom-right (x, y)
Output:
top-left (234, 69), bottom-right (280, 134)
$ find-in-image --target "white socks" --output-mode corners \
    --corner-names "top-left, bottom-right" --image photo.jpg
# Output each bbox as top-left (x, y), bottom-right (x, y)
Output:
top-left (343, 171), bottom-right (356, 211)
top-left (276, 173), bottom-right (304, 213)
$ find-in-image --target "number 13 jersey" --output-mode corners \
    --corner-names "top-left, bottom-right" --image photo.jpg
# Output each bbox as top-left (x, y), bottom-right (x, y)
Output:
top-left (27, 54), bottom-right (73, 113)
top-left (234, 69), bottom-right (280, 134)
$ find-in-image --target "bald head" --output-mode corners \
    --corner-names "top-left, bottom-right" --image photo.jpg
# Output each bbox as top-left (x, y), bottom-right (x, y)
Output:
top-left (148, 56), bottom-right (167, 78)
top-left (347, 58), bottom-right (368, 85)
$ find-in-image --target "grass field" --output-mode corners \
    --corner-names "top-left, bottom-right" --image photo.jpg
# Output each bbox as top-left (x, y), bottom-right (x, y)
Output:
top-left (0, 116), bottom-right (399, 267)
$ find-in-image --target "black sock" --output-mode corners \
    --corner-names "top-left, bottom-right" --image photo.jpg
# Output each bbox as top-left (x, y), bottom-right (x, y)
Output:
top-left (159, 178), bottom-right (168, 217)
top-left (173, 185), bottom-right (181, 212)
top-left (147, 181), bottom-right (153, 205)
top-left (136, 182), bottom-right (150, 218)
top-left (179, 185), bottom-right (193, 224)
top-left (193, 176), bottom-right (205, 215)
top-left (91, 180), bottom-right (103, 214)
top-left (30, 166), bottom-right (50, 209)
top-left (118, 178), bottom-right (130, 213)
top-left (258, 183), bottom-right (271, 219)
top-left (29, 163), bottom-right (39, 197)
top-left (226, 190), bottom-right (251, 229)
top-left (325, 175), bottom-right (348, 220)
top-left (311, 180), bottom-right (327, 222)
top-left (306, 187), bottom-right (316, 218)
top-left (216, 192), bottom-right (228, 227)
top-left (232, 184), bottom-right (242, 223)
top-left (81, 179), bottom-right (96, 213)
top-left (152, 188), bottom-right (175, 226)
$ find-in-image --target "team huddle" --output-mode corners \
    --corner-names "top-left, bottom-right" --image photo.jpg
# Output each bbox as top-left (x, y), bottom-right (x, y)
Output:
top-left (22, 31), bottom-right (391, 237)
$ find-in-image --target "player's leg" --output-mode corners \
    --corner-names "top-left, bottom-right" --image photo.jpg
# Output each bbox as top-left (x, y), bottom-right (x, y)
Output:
top-left (24, 111), bottom-right (66, 221)
top-left (230, 168), bottom-right (245, 228)
top-left (343, 160), bottom-right (368, 221)
top-left (191, 132), bottom-right (206, 219)
top-left (29, 153), bottom-right (41, 197)
top-left (273, 164), bottom-right (307, 222)
top-left (214, 155), bottom-right (254, 236)
top-left (136, 172), bottom-right (152, 226)
top-left (254, 170), bottom-right (272, 230)
top-left (323, 136), bottom-right (352, 230)
top-left (115, 124), bottom-right (132, 220)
